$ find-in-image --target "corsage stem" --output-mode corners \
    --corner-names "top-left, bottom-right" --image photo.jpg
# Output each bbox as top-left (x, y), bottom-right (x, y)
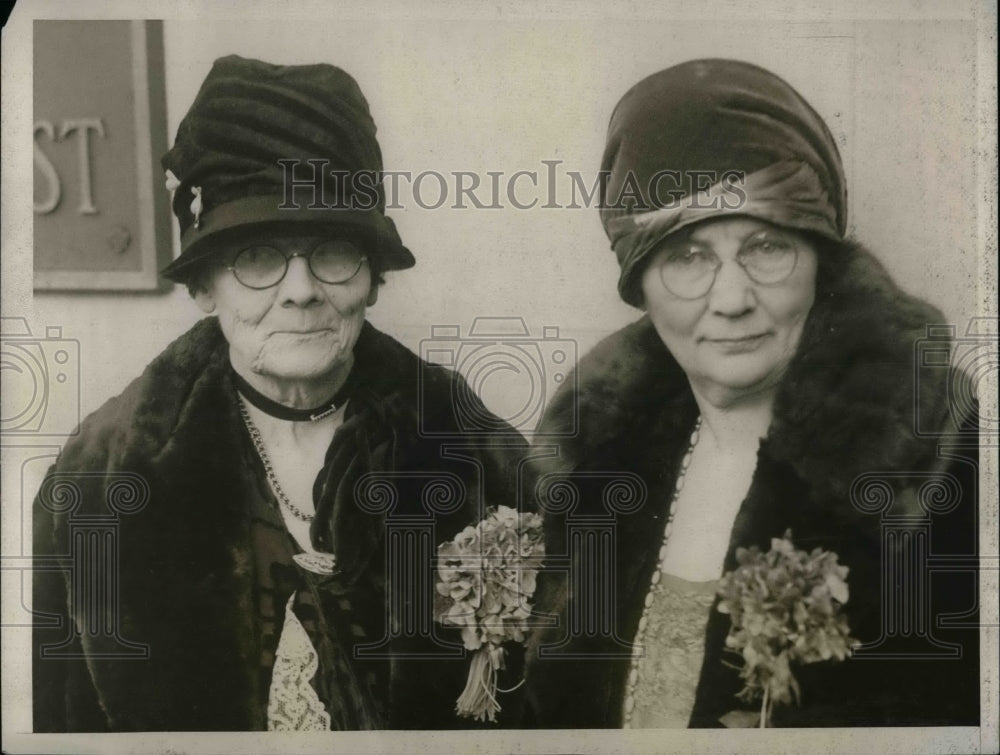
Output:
top-left (455, 644), bottom-right (503, 722)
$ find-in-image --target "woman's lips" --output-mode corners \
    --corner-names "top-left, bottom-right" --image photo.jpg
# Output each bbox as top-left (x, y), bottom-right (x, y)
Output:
top-left (266, 328), bottom-right (339, 345)
top-left (702, 333), bottom-right (771, 353)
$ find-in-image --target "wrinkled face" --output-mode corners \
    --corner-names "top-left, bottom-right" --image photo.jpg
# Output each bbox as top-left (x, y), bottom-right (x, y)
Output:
top-left (193, 231), bottom-right (376, 386)
top-left (640, 216), bottom-right (818, 404)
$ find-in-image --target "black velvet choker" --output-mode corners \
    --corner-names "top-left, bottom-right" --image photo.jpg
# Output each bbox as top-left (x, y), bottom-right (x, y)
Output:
top-left (231, 368), bottom-right (354, 422)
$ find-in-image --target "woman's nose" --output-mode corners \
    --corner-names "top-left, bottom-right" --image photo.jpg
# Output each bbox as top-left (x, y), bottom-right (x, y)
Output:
top-left (706, 260), bottom-right (755, 316)
top-left (278, 254), bottom-right (322, 306)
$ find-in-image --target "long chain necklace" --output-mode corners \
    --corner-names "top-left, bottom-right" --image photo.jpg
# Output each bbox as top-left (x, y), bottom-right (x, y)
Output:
top-left (239, 398), bottom-right (339, 575)
top-left (623, 415), bottom-right (702, 728)
top-left (238, 397), bottom-right (316, 523)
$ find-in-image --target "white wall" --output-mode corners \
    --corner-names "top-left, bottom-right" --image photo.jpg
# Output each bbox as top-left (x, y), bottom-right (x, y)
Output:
top-left (12, 10), bottom-right (991, 431)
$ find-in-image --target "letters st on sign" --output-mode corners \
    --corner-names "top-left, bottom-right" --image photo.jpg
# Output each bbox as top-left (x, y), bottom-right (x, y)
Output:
top-left (33, 21), bottom-right (172, 291)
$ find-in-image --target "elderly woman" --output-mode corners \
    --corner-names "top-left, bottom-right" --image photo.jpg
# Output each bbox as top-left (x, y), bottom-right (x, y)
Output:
top-left (32, 56), bottom-right (524, 731)
top-left (522, 59), bottom-right (979, 728)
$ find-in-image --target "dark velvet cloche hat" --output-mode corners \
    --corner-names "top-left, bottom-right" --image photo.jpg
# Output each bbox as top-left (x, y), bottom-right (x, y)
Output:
top-left (600, 59), bottom-right (848, 306)
top-left (160, 55), bottom-right (415, 282)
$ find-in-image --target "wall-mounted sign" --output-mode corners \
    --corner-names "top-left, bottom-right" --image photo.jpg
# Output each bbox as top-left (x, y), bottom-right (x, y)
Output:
top-left (33, 20), bottom-right (172, 291)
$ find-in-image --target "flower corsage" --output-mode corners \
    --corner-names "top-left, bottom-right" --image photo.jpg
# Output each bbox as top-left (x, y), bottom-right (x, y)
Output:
top-left (435, 505), bottom-right (544, 722)
top-left (716, 530), bottom-right (859, 727)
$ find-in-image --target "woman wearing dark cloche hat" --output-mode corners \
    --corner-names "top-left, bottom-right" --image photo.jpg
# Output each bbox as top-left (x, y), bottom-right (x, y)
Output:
top-left (32, 55), bottom-right (526, 732)
top-left (522, 59), bottom-right (979, 729)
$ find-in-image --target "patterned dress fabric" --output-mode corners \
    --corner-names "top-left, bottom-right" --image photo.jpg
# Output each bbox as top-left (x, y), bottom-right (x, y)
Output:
top-left (626, 574), bottom-right (717, 728)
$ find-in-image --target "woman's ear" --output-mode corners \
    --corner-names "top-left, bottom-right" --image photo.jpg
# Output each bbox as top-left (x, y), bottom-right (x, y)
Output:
top-left (633, 287), bottom-right (647, 312)
top-left (186, 267), bottom-right (218, 313)
top-left (366, 284), bottom-right (379, 307)
top-left (193, 284), bottom-right (217, 314)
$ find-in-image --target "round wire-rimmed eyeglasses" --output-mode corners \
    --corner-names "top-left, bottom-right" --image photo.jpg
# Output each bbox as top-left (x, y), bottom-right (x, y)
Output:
top-left (225, 239), bottom-right (368, 289)
top-left (655, 230), bottom-right (801, 300)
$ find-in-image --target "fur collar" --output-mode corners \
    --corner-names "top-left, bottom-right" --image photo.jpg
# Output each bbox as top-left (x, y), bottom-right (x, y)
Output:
top-left (538, 243), bottom-right (956, 505)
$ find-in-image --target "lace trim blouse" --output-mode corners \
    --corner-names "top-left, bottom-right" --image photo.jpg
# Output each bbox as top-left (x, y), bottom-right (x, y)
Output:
top-left (625, 573), bottom-right (717, 728)
top-left (268, 593), bottom-right (333, 730)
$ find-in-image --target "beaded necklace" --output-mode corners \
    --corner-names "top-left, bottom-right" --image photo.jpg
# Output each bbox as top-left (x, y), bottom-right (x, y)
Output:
top-left (622, 415), bottom-right (702, 728)
top-left (239, 397), bottom-right (316, 522)
top-left (238, 396), bottom-right (338, 575)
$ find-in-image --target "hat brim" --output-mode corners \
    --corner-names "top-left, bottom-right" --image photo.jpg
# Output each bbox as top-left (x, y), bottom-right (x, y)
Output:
top-left (160, 194), bottom-right (414, 282)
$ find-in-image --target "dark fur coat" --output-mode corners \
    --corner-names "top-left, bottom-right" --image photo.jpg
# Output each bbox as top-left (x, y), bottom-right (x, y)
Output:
top-left (32, 318), bottom-right (527, 731)
top-left (521, 244), bottom-right (980, 728)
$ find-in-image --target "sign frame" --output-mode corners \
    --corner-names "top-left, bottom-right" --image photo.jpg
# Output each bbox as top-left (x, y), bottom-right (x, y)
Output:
top-left (33, 20), bottom-right (172, 292)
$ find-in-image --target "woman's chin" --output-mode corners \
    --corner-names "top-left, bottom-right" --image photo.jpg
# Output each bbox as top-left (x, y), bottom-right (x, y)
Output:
top-left (695, 361), bottom-right (786, 402)
top-left (254, 348), bottom-right (349, 384)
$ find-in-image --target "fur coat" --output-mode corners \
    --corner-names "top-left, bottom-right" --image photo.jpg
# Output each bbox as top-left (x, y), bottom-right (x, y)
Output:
top-left (521, 244), bottom-right (980, 728)
top-left (32, 318), bottom-right (527, 731)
